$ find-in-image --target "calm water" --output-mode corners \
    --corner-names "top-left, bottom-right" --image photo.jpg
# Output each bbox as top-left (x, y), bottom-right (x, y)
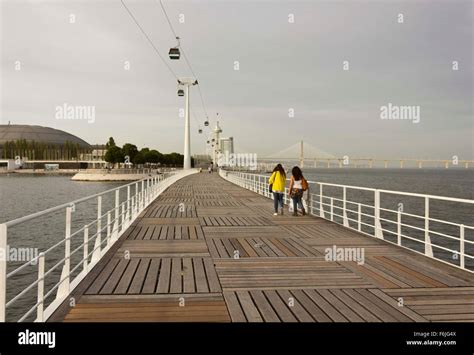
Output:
top-left (0, 175), bottom-right (126, 224)
top-left (0, 169), bottom-right (473, 321)
top-left (0, 175), bottom-right (127, 321)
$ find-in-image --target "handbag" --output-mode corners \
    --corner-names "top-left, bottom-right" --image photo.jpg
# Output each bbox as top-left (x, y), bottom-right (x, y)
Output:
top-left (302, 178), bottom-right (309, 191)
top-left (269, 184), bottom-right (273, 193)
top-left (290, 188), bottom-right (303, 198)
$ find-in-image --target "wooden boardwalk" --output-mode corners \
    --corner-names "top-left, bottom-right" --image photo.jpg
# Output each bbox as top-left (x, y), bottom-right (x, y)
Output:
top-left (51, 173), bottom-right (474, 322)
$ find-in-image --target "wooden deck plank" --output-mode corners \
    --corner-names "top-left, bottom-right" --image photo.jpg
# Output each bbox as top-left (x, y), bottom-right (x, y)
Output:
top-left (263, 290), bottom-right (298, 322)
top-left (193, 258), bottom-right (210, 293)
top-left (156, 258), bottom-right (171, 293)
top-left (249, 290), bottom-right (280, 322)
top-left (128, 258), bottom-right (151, 294)
top-left (223, 291), bottom-right (247, 322)
top-left (141, 258), bottom-right (160, 294)
top-left (236, 291), bottom-right (263, 322)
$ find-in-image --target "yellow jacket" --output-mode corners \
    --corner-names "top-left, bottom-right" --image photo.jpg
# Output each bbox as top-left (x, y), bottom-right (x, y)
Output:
top-left (269, 171), bottom-right (287, 192)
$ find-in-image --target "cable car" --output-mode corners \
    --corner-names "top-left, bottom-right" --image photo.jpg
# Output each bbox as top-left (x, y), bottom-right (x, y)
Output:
top-left (177, 89), bottom-right (184, 96)
top-left (169, 47), bottom-right (180, 60)
top-left (211, 138), bottom-right (215, 142)
top-left (207, 140), bottom-right (210, 144)
top-left (198, 128), bottom-right (202, 134)
top-left (204, 120), bottom-right (209, 126)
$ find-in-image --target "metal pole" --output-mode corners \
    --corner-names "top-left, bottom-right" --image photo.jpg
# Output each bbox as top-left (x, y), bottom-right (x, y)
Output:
top-left (36, 253), bottom-right (45, 322)
top-left (83, 226), bottom-right (89, 272)
top-left (460, 224), bottom-right (465, 269)
top-left (64, 206), bottom-right (72, 294)
top-left (97, 196), bottom-right (102, 248)
top-left (425, 197), bottom-right (433, 257)
top-left (183, 84), bottom-right (191, 169)
top-left (357, 203), bottom-right (361, 232)
top-left (397, 210), bottom-right (401, 245)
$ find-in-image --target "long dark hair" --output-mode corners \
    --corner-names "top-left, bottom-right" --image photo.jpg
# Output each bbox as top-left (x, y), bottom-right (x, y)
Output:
top-left (273, 164), bottom-right (286, 178)
top-left (292, 166), bottom-right (303, 181)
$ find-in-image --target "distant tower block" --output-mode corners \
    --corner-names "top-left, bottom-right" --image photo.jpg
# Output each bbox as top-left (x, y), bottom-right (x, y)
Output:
top-left (212, 121), bottom-right (223, 165)
top-left (445, 161), bottom-right (449, 169)
top-left (384, 160), bottom-right (388, 169)
top-left (400, 160), bottom-right (404, 169)
top-left (418, 161), bottom-right (423, 169)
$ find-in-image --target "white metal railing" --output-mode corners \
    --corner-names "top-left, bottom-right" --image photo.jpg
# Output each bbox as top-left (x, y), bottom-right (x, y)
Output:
top-left (0, 169), bottom-right (197, 322)
top-left (219, 169), bottom-right (474, 273)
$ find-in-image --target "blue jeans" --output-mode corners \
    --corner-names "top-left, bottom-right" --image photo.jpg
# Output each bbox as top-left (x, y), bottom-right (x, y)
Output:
top-left (292, 196), bottom-right (304, 212)
top-left (273, 192), bottom-right (284, 212)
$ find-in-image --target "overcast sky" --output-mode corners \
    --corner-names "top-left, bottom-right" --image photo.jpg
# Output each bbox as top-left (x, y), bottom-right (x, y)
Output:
top-left (1, 0), bottom-right (472, 159)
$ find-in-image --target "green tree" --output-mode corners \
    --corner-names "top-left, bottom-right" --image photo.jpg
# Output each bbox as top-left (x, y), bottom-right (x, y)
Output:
top-left (122, 143), bottom-right (138, 163)
top-left (143, 150), bottom-right (162, 164)
top-left (133, 151), bottom-right (145, 165)
top-left (105, 137), bottom-right (116, 149)
top-left (104, 145), bottom-right (124, 165)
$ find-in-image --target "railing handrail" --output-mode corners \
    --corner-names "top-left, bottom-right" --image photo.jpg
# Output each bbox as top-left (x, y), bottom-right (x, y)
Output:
top-left (3, 173), bottom-right (175, 228)
top-left (234, 171), bottom-right (474, 204)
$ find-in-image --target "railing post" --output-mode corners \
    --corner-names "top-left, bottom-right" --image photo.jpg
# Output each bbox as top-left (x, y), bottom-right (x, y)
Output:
top-left (121, 204), bottom-right (125, 232)
top-left (126, 185), bottom-right (131, 223)
top-left (357, 203), bottom-right (361, 232)
top-left (36, 252), bottom-right (45, 322)
top-left (57, 206), bottom-right (72, 299)
top-left (460, 224), bottom-right (465, 269)
top-left (64, 207), bottom-right (72, 290)
top-left (113, 189), bottom-right (119, 238)
top-left (97, 196), bottom-right (102, 248)
top-left (374, 190), bottom-right (383, 239)
top-left (343, 186), bottom-right (348, 227)
top-left (330, 198), bottom-right (334, 221)
top-left (107, 211), bottom-right (111, 245)
top-left (83, 226), bottom-right (89, 272)
top-left (141, 180), bottom-right (145, 209)
top-left (0, 224), bottom-right (7, 322)
top-left (425, 197), bottom-right (433, 257)
top-left (319, 184), bottom-right (324, 218)
top-left (396, 210), bottom-right (401, 245)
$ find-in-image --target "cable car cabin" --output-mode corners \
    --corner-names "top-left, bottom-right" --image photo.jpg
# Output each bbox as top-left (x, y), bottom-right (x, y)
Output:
top-left (198, 129), bottom-right (202, 134)
top-left (169, 47), bottom-right (180, 60)
top-left (207, 140), bottom-right (210, 144)
top-left (177, 89), bottom-right (184, 96)
top-left (211, 138), bottom-right (215, 142)
top-left (204, 121), bottom-right (209, 126)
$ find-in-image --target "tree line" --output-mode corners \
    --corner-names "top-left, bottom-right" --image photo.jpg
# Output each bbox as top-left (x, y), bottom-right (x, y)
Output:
top-left (104, 137), bottom-right (188, 167)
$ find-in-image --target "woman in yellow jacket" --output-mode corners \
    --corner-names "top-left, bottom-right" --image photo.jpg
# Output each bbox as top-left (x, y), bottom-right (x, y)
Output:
top-left (269, 164), bottom-right (287, 215)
